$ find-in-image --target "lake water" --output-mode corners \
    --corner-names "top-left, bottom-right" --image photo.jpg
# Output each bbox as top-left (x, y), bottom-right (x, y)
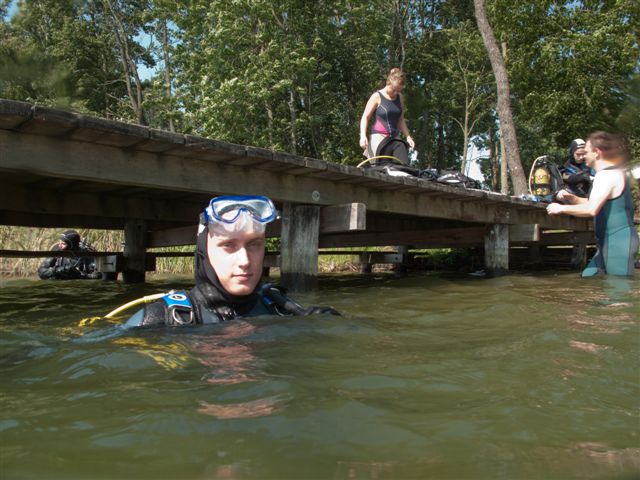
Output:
top-left (1, 272), bottom-right (638, 479)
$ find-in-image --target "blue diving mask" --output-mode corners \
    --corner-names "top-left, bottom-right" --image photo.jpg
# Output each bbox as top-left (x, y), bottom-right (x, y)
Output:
top-left (203, 195), bottom-right (278, 226)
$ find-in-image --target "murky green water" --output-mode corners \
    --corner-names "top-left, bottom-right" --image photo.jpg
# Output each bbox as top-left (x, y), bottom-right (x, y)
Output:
top-left (1, 272), bottom-right (638, 479)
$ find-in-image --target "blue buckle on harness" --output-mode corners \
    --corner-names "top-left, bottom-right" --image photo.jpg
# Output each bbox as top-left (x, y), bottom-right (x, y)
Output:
top-left (162, 291), bottom-right (194, 325)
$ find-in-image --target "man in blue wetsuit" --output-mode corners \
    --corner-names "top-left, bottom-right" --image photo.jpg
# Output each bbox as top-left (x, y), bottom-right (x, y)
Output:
top-left (124, 195), bottom-right (339, 328)
top-left (547, 132), bottom-right (639, 277)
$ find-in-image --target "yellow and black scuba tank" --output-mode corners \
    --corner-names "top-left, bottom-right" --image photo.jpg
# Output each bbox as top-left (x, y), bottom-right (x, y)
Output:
top-left (528, 156), bottom-right (564, 201)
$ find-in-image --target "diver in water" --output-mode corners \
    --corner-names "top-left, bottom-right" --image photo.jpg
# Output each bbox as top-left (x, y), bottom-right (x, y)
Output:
top-left (547, 131), bottom-right (639, 277)
top-left (124, 195), bottom-right (340, 328)
top-left (559, 138), bottom-right (595, 198)
top-left (38, 230), bottom-right (100, 280)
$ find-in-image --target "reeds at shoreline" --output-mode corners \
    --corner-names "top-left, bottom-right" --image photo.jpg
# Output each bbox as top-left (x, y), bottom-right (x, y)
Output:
top-left (1, 226), bottom-right (127, 277)
top-left (0, 226), bottom-right (362, 277)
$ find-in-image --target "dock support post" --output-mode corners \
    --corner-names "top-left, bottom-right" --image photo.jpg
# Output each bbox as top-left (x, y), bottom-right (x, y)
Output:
top-left (570, 243), bottom-right (587, 270)
top-left (123, 219), bottom-right (147, 283)
top-left (485, 224), bottom-right (509, 276)
top-left (394, 245), bottom-right (410, 274)
top-left (360, 255), bottom-right (373, 273)
top-left (280, 203), bottom-right (320, 292)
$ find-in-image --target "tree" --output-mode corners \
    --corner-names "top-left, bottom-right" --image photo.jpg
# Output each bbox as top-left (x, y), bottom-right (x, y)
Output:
top-left (444, 22), bottom-right (493, 175)
top-left (2, 0), bottom-right (635, 183)
top-left (488, 0), bottom-right (639, 165)
top-left (102, 0), bottom-right (154, 125)
top-left (473, 0), bottom-right (527, 194)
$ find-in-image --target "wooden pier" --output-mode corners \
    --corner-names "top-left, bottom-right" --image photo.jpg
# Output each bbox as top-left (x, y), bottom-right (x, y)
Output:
top-left (0, 99), bottom-right (592, 289)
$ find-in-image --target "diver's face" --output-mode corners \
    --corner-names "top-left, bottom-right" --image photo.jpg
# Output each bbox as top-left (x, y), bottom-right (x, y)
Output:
top-left (57, 241), bottom-right (68, 250)
top-left (207, 228), bottom-right (265, 296)
top-left (573, 148), bottom-right (586, 164)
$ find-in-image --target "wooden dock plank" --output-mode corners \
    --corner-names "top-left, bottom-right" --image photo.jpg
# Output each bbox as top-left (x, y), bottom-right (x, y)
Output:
top-left (0, 99), bottom-right (33, 129)
top-left (0, 103), bottom-right (593, 239)
top-left (184, 134), bottom-right (246, 161)
top-left (136, 129), bottom-right (186, 153)
top-left (69, 115), bottom-right (150, 147)
top-left (17, 106), bottom-right (79, 137)
top-left (0, 127), bottom-right (592, 230)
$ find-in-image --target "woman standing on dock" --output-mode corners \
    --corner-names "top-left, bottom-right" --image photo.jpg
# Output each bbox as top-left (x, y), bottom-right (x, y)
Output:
top-left (359, 68), bottom-right (415, 165)
top-left (547, 131), bottom-right (639, 277)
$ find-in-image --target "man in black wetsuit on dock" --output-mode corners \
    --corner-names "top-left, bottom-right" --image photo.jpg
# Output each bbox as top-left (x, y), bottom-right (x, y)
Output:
top-left (124, 195), bottom-right (339, 328)
top-left (559, 138), bottom-right (595, 198)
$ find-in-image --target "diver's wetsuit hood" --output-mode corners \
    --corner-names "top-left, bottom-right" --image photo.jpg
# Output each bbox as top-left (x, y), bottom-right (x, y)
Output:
top-left (60, 230), bottom-right (81, 250)
top-left (192, 225), bottom-right (260, 316)
top-left (567, 139), bottom-right (587, 168)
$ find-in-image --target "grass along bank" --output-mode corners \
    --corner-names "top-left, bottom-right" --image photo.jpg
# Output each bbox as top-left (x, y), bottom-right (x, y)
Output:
top-left (1, 226), bottom-right (478, 277)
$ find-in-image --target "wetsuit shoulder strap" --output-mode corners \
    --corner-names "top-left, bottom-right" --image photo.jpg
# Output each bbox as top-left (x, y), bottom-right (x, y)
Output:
top-left (260, 283), bottom-right (306, 315)
top-left (162, 291), bottom-right (195, 325)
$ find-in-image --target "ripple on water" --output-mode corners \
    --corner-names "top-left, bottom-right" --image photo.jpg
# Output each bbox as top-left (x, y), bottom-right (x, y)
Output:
top-left (0, 272), bottom-right (638, 479)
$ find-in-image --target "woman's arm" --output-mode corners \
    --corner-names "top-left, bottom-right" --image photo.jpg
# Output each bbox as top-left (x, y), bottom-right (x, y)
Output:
top-left (359, 93), bottom-right (380, 151)
top-left (547, 172), bottom-right (616, 217)
top-left (398, 94), bottom-right (415, 149)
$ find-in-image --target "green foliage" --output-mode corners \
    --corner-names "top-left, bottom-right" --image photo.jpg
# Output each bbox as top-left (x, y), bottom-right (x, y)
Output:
top-left (489, 0), bottom-right (639, 168)
top-left (1, 0), bottom-right (637, 177)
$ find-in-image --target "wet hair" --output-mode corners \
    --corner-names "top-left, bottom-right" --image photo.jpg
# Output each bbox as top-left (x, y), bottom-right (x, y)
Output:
top-left (386, 68), bottom-right (405, 86)
top-left (586, 131), bottom-right (628, 161)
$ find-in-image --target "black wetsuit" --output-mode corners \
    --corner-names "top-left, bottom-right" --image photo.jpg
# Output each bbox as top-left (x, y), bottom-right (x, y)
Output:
top-left (37, 245), bottom-right (98, 280)
top-left (560, 159), bottom-right (594, 198)
top-left (377, 136), bottom-right (409, 165)
top-left (124, 228), bottom-right (339, 328)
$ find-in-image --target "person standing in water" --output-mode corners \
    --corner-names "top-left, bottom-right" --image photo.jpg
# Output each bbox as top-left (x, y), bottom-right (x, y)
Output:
top-left (359, 68), bottom-right (415, 165)
top-left (547, 131), bottom-right (639, 277)
top-left (38, 230), bottom-right (100, 280)
top-left (124, 195), bottom-right (339, 328)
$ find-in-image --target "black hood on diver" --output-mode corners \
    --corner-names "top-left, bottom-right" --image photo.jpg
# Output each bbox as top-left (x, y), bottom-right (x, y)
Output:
top-left (193, 224), bottom-right (260, 315)
top-left (568, 138), bottom-right (586, 164)
top-left (60, 230), bottom-right (81, 250)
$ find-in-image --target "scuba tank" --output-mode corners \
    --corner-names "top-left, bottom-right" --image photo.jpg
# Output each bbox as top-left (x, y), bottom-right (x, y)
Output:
top-left (532, 165), bottom-right (551, 196)
top-left (528, 156), bottom-right (564, 201)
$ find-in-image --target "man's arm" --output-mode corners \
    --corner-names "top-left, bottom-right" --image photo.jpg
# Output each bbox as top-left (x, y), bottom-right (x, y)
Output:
top-left (555, 190), bottom-right (588, 205)
top-left (37, 257), bottom-right (58, 279)
top-left (563, 170), bottom-right (591, 185)
top-left (547, 172), bottom-right (615, 217)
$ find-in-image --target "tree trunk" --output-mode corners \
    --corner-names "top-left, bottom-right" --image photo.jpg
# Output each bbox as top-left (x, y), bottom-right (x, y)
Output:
top-left (489, 129), bottom-right (498, 191)
top-left (104, 0), bottom-right (146, 125)
top-left (288, 88), bottom-right (297, 155)
top-left (473, 0), bottom-right (527, 195)
top-left (460, 105), bottom-right (469, 174)
top-left (436, 118), bottom-right (444, 170)
top-left (162, 20), bottom-right (174, 133)
top-left (500, 135), bottom-right (509, 194)
top-left (393, 0), bottom-right (406, 70)
top-left (265, 101), bottom-right (274, 147)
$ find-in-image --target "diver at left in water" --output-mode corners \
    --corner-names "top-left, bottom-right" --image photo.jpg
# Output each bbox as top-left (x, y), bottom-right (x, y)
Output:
top-left (38, 230), bottom-right (101, 280)
top-left (123, 195), bottom-right (340, 328)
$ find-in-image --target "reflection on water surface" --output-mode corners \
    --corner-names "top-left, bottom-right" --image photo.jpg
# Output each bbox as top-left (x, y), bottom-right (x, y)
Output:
top-left (1, 272), bottom-right (638, 479)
